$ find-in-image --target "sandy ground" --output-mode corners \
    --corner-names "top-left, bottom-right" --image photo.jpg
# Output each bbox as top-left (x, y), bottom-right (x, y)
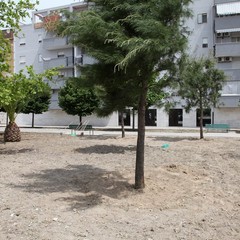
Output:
top-left (0, 132), bottom-right (239, 240)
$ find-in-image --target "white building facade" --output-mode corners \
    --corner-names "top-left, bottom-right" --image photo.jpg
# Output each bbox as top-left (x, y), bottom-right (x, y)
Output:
top-left (9, 0), bottom-right (240, 128)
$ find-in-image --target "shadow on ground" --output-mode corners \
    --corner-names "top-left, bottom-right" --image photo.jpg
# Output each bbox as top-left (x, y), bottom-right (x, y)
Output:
top-left (12, 164), bottom-right (132, 210)
top-left (151, 136), bottom-right (199, 142)
top-left (0, 148), bottom-right (34, 155)
top-left (75, 145), bottom-right (136, 154)
top-left (78, 135), bottom-right (122, 140)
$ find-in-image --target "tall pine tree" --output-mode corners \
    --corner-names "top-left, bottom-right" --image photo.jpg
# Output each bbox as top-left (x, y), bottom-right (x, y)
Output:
top-left (58, 0), bottom-right (192, 189)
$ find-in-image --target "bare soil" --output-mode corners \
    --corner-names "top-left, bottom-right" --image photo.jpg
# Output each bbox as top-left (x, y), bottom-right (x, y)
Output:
top-left (0, 132), bottom-right (239, 240)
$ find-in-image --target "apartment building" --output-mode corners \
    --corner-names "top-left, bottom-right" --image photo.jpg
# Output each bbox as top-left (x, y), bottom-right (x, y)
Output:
top-left (15, 0), bottom-right (240, 128)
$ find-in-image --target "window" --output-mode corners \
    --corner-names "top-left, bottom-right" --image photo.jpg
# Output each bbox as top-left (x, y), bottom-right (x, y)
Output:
top-left (19, 37), bottom-right (26, 46)
top-left (38, 54), bottom-right (43, 62)
top-left (197, 13), bottom-right (207, 24)
top-left (58, 71), bottom-right (66, 78)
top-left (202, 37), bottom-right (208, 48)
top-left (38, 34), bottom-right (42, 43)
top-left (19, 56), bottom-right (26, 64)
top-left (57, 52), bottom-right (65, 58)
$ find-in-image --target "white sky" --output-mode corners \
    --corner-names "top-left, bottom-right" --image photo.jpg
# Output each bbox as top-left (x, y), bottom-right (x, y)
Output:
top-left (34, 0), bottom-right (81, 11)
top-left (14, 0), bottom-right (83, 23)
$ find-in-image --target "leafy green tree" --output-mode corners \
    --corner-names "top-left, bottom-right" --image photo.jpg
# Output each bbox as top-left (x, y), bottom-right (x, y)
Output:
top-left (21, 83), bottom-right (51, 128)
top-left (0, 66), bottom-right (58, 142)
top-left (58, 80), bottom-right (99, 124)
top-left (58, 0), bottom-right (191, 189)
top-left (179, 57), bottom-right (226, 139)
top-left (0, 0), bottom-right (38, 75)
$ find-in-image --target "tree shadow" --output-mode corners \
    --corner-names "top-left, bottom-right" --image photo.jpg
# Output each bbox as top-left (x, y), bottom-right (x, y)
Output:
top-left (75, 145), bottom-right (136, 154)
top-left (78, 135), bottom-right (121, 140)
top-left (0, 148), bottom-right (34, 155)
top-left (12, 164), bottom-right (132, 210)
top-left (151, 136), bottom-right (199, 142)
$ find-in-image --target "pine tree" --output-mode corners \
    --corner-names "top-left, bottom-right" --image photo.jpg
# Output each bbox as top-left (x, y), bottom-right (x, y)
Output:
top-left (58, 0), bottom-right (192, 188)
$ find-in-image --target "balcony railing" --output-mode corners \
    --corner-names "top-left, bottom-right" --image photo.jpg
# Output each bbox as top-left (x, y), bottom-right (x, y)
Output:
top-left (222, 80), bottom-right (240, 95)
top-left (45, 78), bottom-right (66, 90)
top-left (215, 15), bottom-right (240, 31)
top-left (219, 95), bottom-right (240, 108)
top-left (43, 56), bottom-right (74, 69)
top-left (222, 69), bottom-right (240, 81)
top-left (43, 37), bottom-right (72, 50)
top-left (215, 42), bottom-right (240, 57)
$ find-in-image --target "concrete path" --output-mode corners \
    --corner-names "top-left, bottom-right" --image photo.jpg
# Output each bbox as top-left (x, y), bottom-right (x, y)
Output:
top-left (1, 126), bottom-right (239, 138)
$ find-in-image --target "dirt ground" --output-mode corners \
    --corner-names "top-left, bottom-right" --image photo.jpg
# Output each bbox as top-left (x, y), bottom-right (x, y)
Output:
top-left (0, 132), bottom-right (239, 240)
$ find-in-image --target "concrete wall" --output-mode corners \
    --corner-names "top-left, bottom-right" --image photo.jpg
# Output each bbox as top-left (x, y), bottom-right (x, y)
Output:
top-left (15, 110), bottom-right (118, 127)
top-left (11, 0), bottom-right (240, 129)
top-left (214, 108), bottom-right (240, 128)
top-left (187, 0), bottom-right (214, 57)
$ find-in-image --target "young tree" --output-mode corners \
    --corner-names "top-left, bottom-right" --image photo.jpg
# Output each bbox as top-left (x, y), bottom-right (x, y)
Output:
top-left (58, 80), bottom-right (99, 124)
top-left (179, 57), bottom-right (226, 139)
top-left (0, 66), bottom-right (58, 142)
top-left (58, 0), bottom-right (191, 189)
top-left (21, 83), bottom-right (51, 127)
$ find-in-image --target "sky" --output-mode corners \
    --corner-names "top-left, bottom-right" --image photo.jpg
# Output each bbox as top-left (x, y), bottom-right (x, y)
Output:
top-left (34, 0), bottom-right (82, 11)
top-left (14, 0), bottom-right (83, 23)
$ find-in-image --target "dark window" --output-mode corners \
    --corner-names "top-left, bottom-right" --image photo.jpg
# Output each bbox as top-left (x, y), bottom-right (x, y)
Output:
top-left (118, 110), bottom-right (131, 126)
top-left (57, 52), bottom-right (65, 58)
top-left (196, 109), bottom-right (211, 127)
top-left (202, 13), bottom-right (207, 23)
top-left (198, 13), bottom-right (207, 24)
top-left (169, 109), bottom-right (183, 127)
top-left (145, 109), bottom-right (157, 126)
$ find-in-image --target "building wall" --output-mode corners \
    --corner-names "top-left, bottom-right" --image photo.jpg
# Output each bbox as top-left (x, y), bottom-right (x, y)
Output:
top-left (16, 110), bottom-right (118, 127)
top-left (13, 1), bottom-right (240, 129)
top-left (214, 108), bottom-right (240, 128)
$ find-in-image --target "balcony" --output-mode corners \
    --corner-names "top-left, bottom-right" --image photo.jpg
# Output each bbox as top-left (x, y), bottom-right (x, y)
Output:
top-left (219, 95), bottom-right (240, 108)
top-left (43, 37), bottom-right (72, 50)
top-left (223, 69), bottom-right (240, 81)
top-left (45, 78), bottom-right (66, 90)
top-left (222, 80), bottom-right (240, 96)
top-left (215, 42), bottom-right (240, 57)
top-left (215, 15), bottom-right (240, 33)
top-left (43, 56), bottom-right (74, 69)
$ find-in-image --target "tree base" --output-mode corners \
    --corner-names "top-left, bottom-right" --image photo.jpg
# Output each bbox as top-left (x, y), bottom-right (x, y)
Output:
top-left (4, 122), bottom-right (21, 142)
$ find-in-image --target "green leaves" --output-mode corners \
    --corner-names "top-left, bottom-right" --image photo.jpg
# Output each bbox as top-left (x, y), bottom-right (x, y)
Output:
top-left (0, 0), bottom-right (37, 30)
top-left (58, 80), bottom-right (99, 118)
top-left (179, 57), bottom-right (226, 111)
top-left (0, 66), bottom-right (58, 122)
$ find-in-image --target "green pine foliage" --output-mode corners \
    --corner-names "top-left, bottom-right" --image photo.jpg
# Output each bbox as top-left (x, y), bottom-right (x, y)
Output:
top-left (58, 0), bottom-right (192, 188)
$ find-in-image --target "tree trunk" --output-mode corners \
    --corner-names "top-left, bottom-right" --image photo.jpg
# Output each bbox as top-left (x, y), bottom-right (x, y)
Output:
top-left (79, 115), bottom-right (82, 125)
top-left (4, 122), bottom-right (21, 142)
top-left (120, 111), bottom-right (125, 138)
top-left (132, 109), bottom-right (135, 130)
top-left (32, 113), bottom-right (35, 128)
top-left (199, 96), bottom-right (204, 139)
top-left (135, 78), bottom-right (148, 189)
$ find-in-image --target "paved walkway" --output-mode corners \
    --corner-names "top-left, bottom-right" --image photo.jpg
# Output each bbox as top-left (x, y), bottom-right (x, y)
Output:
top-left (1, 126), bottom-right (239, 138)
